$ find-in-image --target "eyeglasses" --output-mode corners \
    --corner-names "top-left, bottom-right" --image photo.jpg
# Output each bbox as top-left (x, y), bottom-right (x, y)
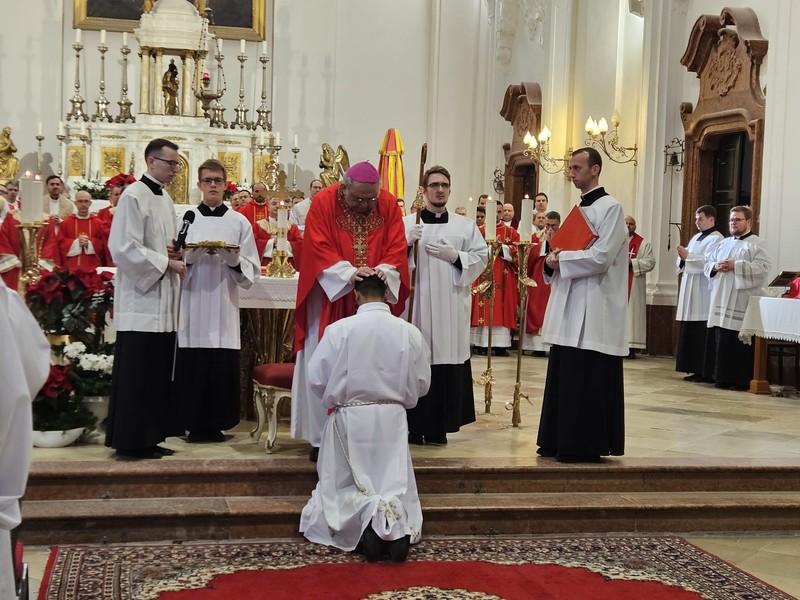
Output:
top-left (152, 156), bottom-right (181, 169)
top-left (729, 217), bottom-right (746, 223)
top-left (426, 182), bottom-right (450, 190)
top-left (200, 177), bottom-right (225, 186)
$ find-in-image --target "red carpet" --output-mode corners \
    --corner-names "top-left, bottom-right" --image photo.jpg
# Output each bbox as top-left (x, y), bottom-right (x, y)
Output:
top-left (39, 536), bottom-right (793, 599)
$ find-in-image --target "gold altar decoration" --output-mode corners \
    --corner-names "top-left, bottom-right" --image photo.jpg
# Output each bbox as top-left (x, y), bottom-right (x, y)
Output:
top-left (67, 146), bottom-right (86, 177)
top-left (101, 147), bottom-right (126, 177)
top-left (253, 153), bottom-right (272, 184)
top-left (265, 250), bottom-right (296, 279)
top-left (16, 223), bottom-right (43, 298)
top-left (186, 240), bottom-right (240, 254)
top-left (471, 241), bottom-right (502, 414)
top-left (319, 143), bottom-right (350, 187)
top-left (0, 127), bottom-right (20, 184)
top-left (164, 153), bottom-right (190, 204)
top-left (217, 152), bottom-right (242, 183)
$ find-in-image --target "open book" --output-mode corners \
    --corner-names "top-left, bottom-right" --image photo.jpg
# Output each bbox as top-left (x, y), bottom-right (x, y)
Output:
top-left (549, 204), bottom-right (599, 251)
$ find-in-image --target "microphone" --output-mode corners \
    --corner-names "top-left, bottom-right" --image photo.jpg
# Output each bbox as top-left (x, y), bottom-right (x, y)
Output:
top-left (174, 211), bottom-right (195, 251)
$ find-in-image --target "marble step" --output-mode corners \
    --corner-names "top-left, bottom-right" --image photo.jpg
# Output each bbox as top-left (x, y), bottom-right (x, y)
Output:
top-left (20, 491), bottom-right (800, 545)
top-left (24, 458), bottom-right (800, 502)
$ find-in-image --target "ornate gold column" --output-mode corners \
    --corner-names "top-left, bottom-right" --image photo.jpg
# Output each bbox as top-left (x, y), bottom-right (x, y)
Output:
top-left (139, 47), bottom-right (152, 114)
top-left (153, 50), bottom-right (164, 115)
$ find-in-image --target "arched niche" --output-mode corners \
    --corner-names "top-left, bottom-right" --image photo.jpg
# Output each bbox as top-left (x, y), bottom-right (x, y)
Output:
top-left (500, 82), bottom-right (543, 208)
top-left (679, 7), bottom-right (767, 236)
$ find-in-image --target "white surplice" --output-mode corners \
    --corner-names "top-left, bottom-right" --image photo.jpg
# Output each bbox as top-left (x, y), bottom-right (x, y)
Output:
top-left (0, 286), bottom-right (49, 599)
top-left (300, 302), bottom-right (431, 551)
top-left (676, 229), bottom-right (724, 322)
top-left (403, 212), bottom-right (488, 364)
top-left (625, 237), bottom-right (656, 349)
top-left (704, 234), bottom-right (772, 332)
top-left (290, 198), bottom-right (311, 233)
top-left (108, 178), bottom-right (181, 332)
top-left (543, 194), bottom-right (629, 356)
top-left (178, 204), bottom-right (260, 349)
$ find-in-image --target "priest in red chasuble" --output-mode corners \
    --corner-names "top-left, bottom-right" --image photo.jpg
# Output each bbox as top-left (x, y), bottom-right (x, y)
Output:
top-left (56, 191), bottom-right (108, 272)
top-left (522, 211), bottom-right (561, 356)
top-left (292, 161), bottom-right (409, 461)
top-left (252, 195), bottom-right (303, 268)
top-left (0, 202), bottom-right (21, 289)
top-left (470, 203), bottom-right (519, 356)
top-left (236, 181), bottom-right (271, 226)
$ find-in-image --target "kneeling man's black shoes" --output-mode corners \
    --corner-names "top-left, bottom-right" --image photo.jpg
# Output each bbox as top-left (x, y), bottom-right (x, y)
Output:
top-left (388, 535), bottom-right (411, 562)
top-left (309, 447), bottom-right (319, 462)
top-left (362, 526), bottom-right (384, 562)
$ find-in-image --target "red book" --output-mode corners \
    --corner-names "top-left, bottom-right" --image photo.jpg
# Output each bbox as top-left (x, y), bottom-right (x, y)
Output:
top-left (549, 204), bottom-right (599, 251)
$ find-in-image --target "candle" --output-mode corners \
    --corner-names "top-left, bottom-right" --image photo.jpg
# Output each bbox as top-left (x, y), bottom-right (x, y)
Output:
top-left (57, 121), bottom-right (65, 136)
top-left (465, 197), bottom-right (476, 222)
top-left (259, 130), bottom-right (265, 146)
top-left (20, 175), bottom-right (43, 224)
top-left (485, 200), bottom-right (497, 241)
top-left (293, 134), bottom-right (298, 148)
top-left (75, 29), bottom-right (82, 44)
top-left (80, 121), bottom-right (88, 137)
top-left (277, 204), bottom-right (288, 252)
top-left (518, 198), bottom-right (534, 240)
top-left (275, 132), bottom-right (280, 146)
top-left (100, 29), bottom-right (106, 44)
top-left (261, 41), bottom-right (267, 55)
top-left (37, 122), bottom-right (43, 136)
top-left (240, 39), bottom-right (246, 54)
top-left (217, 38), bottom-right (223, 53)
top-left (122, 32), bottom-right (128, 47)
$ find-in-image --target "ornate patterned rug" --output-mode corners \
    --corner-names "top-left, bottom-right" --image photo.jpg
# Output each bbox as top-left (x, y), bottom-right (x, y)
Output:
top-left (39, 535), bottom-right (793, 600)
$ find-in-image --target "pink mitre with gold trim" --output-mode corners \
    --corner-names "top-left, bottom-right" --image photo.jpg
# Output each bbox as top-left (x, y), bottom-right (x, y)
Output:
top-left (346, 161), bottom-right (380, 183)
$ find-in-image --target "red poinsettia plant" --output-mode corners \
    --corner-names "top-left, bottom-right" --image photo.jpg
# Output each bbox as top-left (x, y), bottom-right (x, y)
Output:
top-left (223, 181), bottom-right (239, 201)
top-left (26, 268), bottom-right (114, 350)
top-left (33, 364), bottom-right (96, 431)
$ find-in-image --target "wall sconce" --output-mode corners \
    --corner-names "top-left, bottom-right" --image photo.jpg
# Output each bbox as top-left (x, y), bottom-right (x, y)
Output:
top-left (584, 113), bottom-right (638, 166)
top-left (522, 127), bottom-right (569, 177)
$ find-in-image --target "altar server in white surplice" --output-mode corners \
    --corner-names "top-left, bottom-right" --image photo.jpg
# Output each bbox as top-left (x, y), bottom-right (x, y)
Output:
top-left (175, 159), bottom-right (260, 443)
top-left (403, 165), bottom-right (488, 446)
top-left (675, 205), bottom-right (724, 382)
top-left (703, 205), bottom-right (772, 391)
top-left (0, 286), bottom-right (49, 599)
top-left (301, 275), bottom-right (431, 563)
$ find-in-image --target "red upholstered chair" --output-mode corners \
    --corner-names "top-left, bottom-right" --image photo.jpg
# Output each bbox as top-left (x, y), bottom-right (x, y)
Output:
top-left (251, 362), bottom-right (294, 453)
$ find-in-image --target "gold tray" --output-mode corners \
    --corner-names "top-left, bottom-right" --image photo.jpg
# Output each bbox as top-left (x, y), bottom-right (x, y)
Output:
top-left (186, 240), bottom-right (240, 250)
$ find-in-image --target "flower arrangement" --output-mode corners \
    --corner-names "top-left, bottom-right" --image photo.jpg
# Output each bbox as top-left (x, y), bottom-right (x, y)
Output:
top-left (33, 364), bottom-right (97, 431)
top-left (26, 269), bottom-right (114, 349)
top-left (104, 172), bottom-right (137, 190)
top-left (73, 179), bottom-right (110, 200)
top-left (223, 181), bottom-right (239, 201)
top-left (64, 341), bottom-right (113, 397)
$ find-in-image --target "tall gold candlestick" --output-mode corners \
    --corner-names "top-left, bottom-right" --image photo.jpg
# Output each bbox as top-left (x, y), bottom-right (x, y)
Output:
top-left (472, 240), bottom-right (501, 413)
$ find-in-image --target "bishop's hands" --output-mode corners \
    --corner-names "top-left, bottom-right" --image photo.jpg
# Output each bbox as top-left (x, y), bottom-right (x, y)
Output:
top-left (350, 266), bottom-right (386, 285)
top-left (406, 223), bottom-right (424, 246)
top-left (545, 248), bottom-right (562, 270)
top-left (425, 238), bottom-right (459, 263)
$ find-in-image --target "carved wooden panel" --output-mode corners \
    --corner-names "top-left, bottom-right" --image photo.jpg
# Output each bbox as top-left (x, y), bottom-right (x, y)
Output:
top-left (500, 82), bottom-right (542, 214)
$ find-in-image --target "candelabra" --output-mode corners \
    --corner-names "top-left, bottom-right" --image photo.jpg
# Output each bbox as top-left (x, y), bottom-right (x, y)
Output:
top-left (504, 241), bottom-right (537, 427)
top-left (264, 139), bottom-right (282, 190)
top-left (522, 128), bottom-right (569, 177)
top-left (195, 74), bottom-right (221, 119)
top-left (230, 51), bottom-right (251, 129)
top-left (92, 42), bottom-right (113, 123)
top-left (35, 135), bottom-right (44, 175)
top-left (291, 144), bottom-right (300, 190)
top-left (584, 114), bottom-right (638, 166)
top-left (472, 240), bottom-right (502, 413)
top-left (116, 44), bottom-right (135, 123)
top-left (75, 125), bottom-right (91, 178)
top-left (16, 223), bottom-right (43, 298)
top-left (56, 131), bottom-right (66, 177)
top-left (209, 50), bottom-right (227, 128)
top-left (253, 53), bottom-right (272, 131)
top-left (65, 42), bottom-right (89, 122)
top-left (265, 249), bottom-right (296, 278)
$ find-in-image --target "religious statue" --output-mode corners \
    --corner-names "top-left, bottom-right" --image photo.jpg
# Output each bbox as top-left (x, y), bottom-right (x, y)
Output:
top-left (0, 127), bottom-right (20, 184)
top-left (162, 60), bottom-right (180, 116)
top-left (319, 143), bottom-right (350, 188)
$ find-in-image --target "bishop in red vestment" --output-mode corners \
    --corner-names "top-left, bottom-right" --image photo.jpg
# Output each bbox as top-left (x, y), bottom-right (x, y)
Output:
top-left (56, 192), bottom-right (108, 272)
top-left (292, 162), bottom-right (409, 460)
top-left (0, 209), bottom-right (21, 289)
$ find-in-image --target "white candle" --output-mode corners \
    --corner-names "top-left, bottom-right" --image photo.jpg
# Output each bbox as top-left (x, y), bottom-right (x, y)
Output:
top-left (217, 38), bottom-right (223, 53)
top-left (259, 130), bottom-right (265, 146)
top-left (240, 39), bottom-right (246, 54)
top-left (122, 32), bottom-right (128, 47)
top-left (485, 200), bottom-right (497, 241)
top-left (275, 132), bottom-right (281, 146)
top-left (57, 121), bottom-right (65, 136)
top-left (277, 204), bottom-right (288, 252)
top-left (261, 41), bottom-right (267, 55)
top-left (518, 198), bottom-right (534, 240)
top-left (100, 29), bottom-right (106, 44)
top-left (37, 122), bottom-right (43, 136)
top-left (80, 121), bottom-right (88, 137)
top-left (293, 134), bottom-right (298, 148)
top-left (465, 197), bottom-right (476, 221)
top-left (20, 176), bottom-right (43, 224)
top-left (75, 29), bottom-right (82, 44)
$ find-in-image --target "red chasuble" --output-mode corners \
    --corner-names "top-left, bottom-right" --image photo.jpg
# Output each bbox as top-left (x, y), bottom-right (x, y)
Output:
top-left (57, 214), bottom-right (108, 272)
top-left (294, 183), bottom-right (409, 352)
top-left (0, 213), bottom-right (21, 289)
top-left (627, 232), bottom-right (644, 300)
top-left (36, 219), bottom-right (62, 270)
top-left (237, 200), bottom-right (270, 227)
top-left (253, 219), bottom-right (304, 268)
top-left (524, 235), bottom-right (550, 335)
top-left (470, 222), bottom-right (520, 330)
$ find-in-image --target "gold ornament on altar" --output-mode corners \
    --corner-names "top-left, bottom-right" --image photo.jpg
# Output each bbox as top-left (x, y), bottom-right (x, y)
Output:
top-left (164, 153), bottom-right (190, 204)
top-left (319, 143), bottom-right (350, 188)
top-left (162, 59), bottom-right (180, 116)
top-left (218, 152), bottom-right (241, 183)
top-left (101, 147), bottom-right (125, 177)
top-left (0, 127), bottom-right (20, 184)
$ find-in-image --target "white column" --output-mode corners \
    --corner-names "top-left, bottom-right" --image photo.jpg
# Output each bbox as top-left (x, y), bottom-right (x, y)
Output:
top-left (153, 50), bottom-right (164, 115)
top-left (139, 48), bottom-right (151, 114)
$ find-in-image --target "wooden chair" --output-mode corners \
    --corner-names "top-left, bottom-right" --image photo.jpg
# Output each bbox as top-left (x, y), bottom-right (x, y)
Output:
top-left (251, 362), bottom-right (294, 453)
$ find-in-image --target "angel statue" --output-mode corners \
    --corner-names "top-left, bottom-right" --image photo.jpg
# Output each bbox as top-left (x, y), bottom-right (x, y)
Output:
top-left (0, 127), bottom-right (20, 184)
top-left (162, 60), bottom-right (180, 115)
top-left (319, 143), bottom-right (350, 188)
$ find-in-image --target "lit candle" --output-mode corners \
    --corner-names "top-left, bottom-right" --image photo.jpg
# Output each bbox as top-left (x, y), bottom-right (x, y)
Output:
top-left (100, 29), bottom-right (106, 45)
top-left (75, 29), bottom-right (82, 44)
top-left (465, 197), bottom-right (477, 221)
top-left (122, 32), bottom-right (128, 47)
top-left (37, 122), bottom-right (43, 136)
top-left (57, 121), bottom-right (65, 136)
top-left (276, 203), bottom-right (288, 252)
top-left (261, 41), bottom-right (267, 55)
top-left (240, 38), bottom-right (246, 54)
top-left (485, 200), bottom-right (497, 241)
top-left (20, 174), bottom-right (43, 224)
top-left (293, 134), bottom-right (298, 148)
top-left (518, 198), bottom-right (534, 241)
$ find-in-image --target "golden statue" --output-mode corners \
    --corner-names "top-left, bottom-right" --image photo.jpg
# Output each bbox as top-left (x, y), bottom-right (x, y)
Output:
top-left (319, 143), bottom-right (350, 188)
top-left (0, 127), bottom-right (20, 184)
top-left (162, 60), bottom-right (180, 115)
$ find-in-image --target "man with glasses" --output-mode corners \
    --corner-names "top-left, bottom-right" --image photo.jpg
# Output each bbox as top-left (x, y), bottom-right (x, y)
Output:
top-left (293, 161), bottom-right (409, 462)
top-left (703, 205), bottom-right (772, 391)
top-left (174, 159), bottom-right (260, 443)
top-left (105, 138), bottom-right (187, 459)
top-left (404, 165), bottom-right (488, 446)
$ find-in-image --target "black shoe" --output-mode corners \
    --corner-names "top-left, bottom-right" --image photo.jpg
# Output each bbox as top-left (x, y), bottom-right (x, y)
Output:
top-left (556, 454), bottom-right (603, 463)
top-left (361, 526), bottom-right (384, 562)
top-left (532, 350), bottom-right (547, 357)
top-left (187, 431), bottom-right (206, 443)
top-left (116, 448), bottom-right (162, 459)
top-left (205, 431), bottom-right (225, 443)
top-left (309, 447), bottom-right (319, 462)
top-left (536, 447), bottom-right (557, 457)
top-left (388, 535), bottom-right (411, 562)
top-left (474, 347), bottom-right (487, 356)
top-left (627, 350), bottom-right (637, 359)
top-left (683, 373), bottom-right (700, 382)
top-left (152, 445), bottom-right (175, 456)
top-left (492, 348), bottom-right (509, 357)
top-left (408, 433), bottom-right (424, 445)
top-left (424, 435), bottom-right (447, 446)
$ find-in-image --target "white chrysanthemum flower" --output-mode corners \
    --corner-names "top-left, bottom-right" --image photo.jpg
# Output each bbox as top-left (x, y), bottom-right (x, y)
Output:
top-left (63, 341), bottom-right (87, 359)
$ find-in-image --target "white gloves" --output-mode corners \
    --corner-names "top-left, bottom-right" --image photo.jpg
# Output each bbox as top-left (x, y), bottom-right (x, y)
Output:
top-left (184, 247), bottom-right (207, 265)
top-left (406, 223), bottom-right (424, 246)
top-left (217, 247), bottom-right (241, 267)
top-left (425, 238), bottom-right (459, 263)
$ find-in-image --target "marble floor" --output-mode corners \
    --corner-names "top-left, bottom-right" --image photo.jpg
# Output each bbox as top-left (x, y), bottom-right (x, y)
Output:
top-left (24, 354), bottom-right (800, 598)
